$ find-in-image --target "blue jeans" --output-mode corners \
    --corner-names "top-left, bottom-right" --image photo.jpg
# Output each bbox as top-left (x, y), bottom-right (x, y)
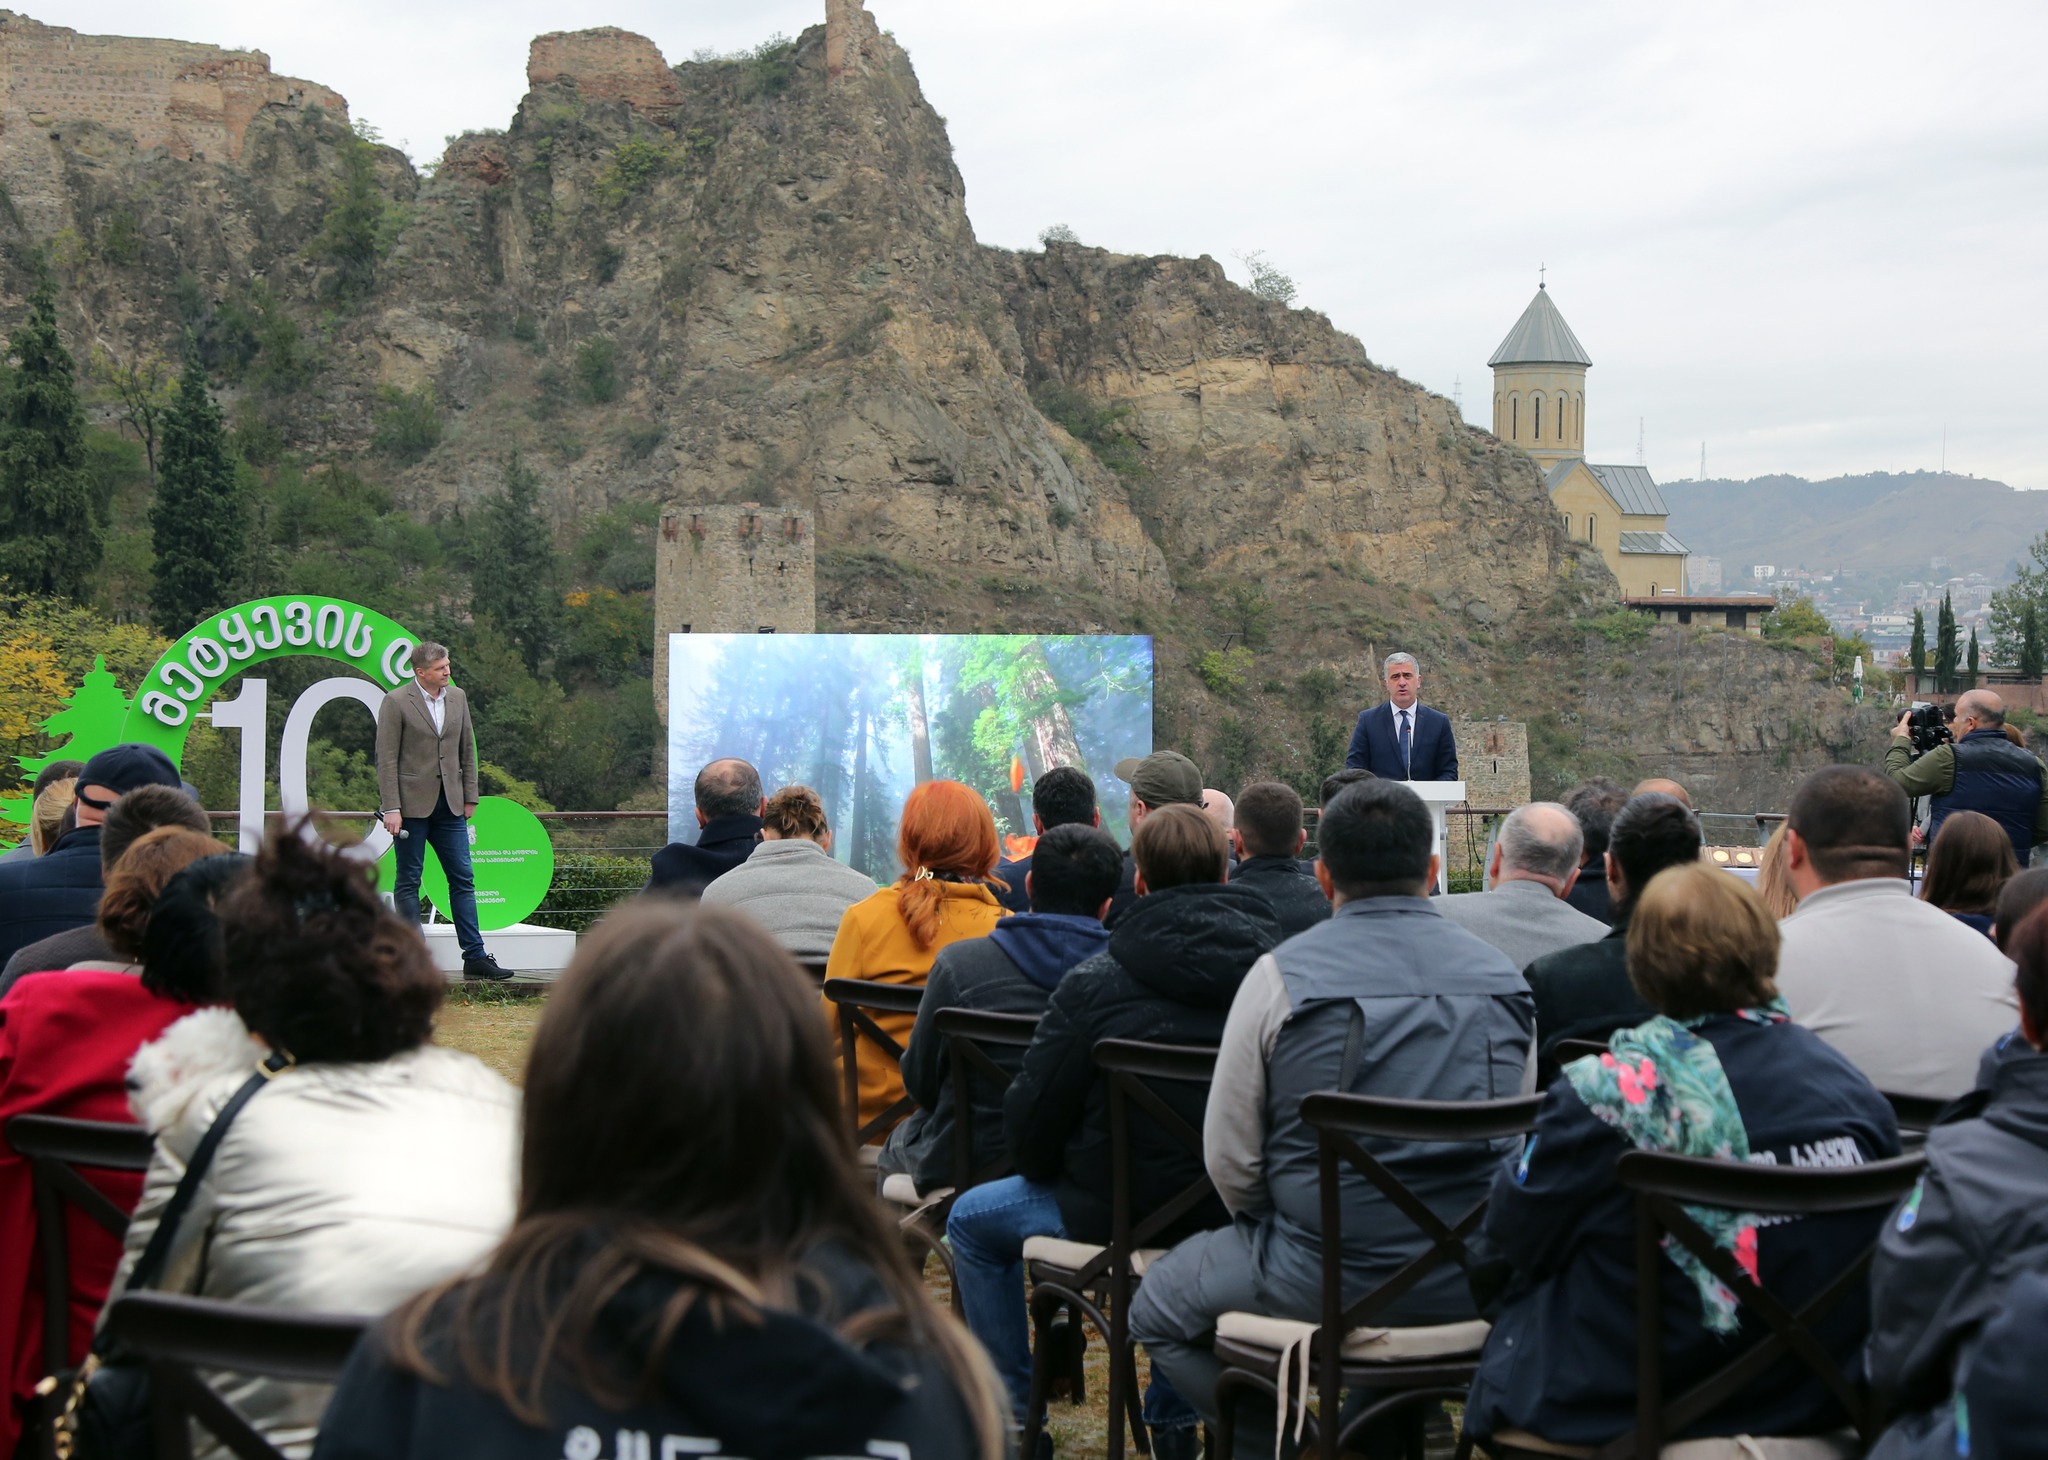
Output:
top-left (946, 1175), bottom-right (1197, 1431)
top-left (391, 791), bottom-right (485, 960)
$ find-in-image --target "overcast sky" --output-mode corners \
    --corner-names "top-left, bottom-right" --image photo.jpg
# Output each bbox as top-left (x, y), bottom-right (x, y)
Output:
top-left (65, 0), bottom-right (2048, 490)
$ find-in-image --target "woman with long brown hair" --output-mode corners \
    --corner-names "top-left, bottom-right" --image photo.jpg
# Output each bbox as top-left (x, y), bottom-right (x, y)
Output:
top-left (824, 779), bottom-right (1009, 1134)
top-left (1920, 809), bottom-right (2019, 939)
top-left (312, 899), bottom-right (1006, 1459)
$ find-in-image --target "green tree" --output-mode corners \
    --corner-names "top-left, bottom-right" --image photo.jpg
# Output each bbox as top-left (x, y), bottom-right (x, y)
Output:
top-left (1763, 596), bottom-right (1831, 640)
top-left (471, 451), bottom-right (562, 674)
top-left (1910, 607), bottom-right (1927, 677)
top-left (1967, 627), bottom-right (1980, 683)
top-left (310, 124), bottom-right (389, 304)
top-left (1936, 591), bottom-right (1959, 693)
top-left (1989, 530), bottom-right (2048, 668)
top-left (2023, 602), bottom-right (2044, 679)
top-left (149, 334), bottom-right (246, 630)
top-left (0, 278), bottom-right (101, 599)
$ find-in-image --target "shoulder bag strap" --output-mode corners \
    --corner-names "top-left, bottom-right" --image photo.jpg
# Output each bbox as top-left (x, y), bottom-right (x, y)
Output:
top-left (118, 1049), bottom-right (294, 1298)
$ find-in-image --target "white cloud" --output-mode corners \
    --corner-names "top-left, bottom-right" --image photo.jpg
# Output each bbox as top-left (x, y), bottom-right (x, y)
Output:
top-left (57, 0), bottom-right (2048, 487)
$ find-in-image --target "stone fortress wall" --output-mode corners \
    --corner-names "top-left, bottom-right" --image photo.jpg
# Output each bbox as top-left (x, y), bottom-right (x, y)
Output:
top-left (653, 506), bottom-right (817, 730)
top-left (0, 11), bottom-right (347, 162)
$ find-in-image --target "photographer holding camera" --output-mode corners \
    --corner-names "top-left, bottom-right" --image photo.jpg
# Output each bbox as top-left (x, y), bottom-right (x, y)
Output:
top-left (1886, 689), bottom-right (2048, 865)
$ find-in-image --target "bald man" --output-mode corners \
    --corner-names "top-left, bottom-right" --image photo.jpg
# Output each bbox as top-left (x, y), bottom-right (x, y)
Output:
top-left (1888, 689), bottom-right (2048, 865)
top-left (1433, 802), bottom-right (1609, 969)
top-left (1632, 777), bottom-right (1693, 809)
top-left (648, 757), bottom-right (766, 892)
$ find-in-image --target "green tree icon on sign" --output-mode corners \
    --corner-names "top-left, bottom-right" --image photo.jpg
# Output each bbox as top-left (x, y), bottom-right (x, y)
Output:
top-left (3, 656), bottom-right (136, 843)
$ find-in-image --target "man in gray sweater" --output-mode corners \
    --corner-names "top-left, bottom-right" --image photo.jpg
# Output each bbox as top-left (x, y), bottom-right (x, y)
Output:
top-left (698, 785), bottom-right (875, 960)
top-left (1433, 801), bottom-right (1608, 970)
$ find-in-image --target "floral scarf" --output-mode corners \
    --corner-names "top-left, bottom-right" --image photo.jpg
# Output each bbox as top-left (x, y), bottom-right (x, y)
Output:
top-left (1563, 1001), bottom-right (1791, 1334)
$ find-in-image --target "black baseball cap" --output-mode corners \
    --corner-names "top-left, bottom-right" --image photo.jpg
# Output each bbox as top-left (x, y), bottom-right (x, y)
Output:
top-left (75, 744), bottom-right (184, 811)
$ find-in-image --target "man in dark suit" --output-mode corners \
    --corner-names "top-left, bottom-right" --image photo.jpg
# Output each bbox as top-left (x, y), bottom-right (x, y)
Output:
top-left (1344, 652), bottom-right (1459, 781)
top-left (377, 641), bottom-right (508, 980)
top-left (648, 758), bottom-right (765, 893)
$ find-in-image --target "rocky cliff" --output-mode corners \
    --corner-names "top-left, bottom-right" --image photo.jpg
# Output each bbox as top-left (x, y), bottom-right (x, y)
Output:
top-left (0, 3), bottom-right (1890, 807)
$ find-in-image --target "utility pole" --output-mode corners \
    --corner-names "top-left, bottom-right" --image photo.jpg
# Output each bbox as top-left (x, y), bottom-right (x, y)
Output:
top-left (1452, 373), bottom-right (1463, 418)
top-left (1637, 418), bottom-right (1645, 467)
top-left (1699, 442), bottom-right (1707, 482)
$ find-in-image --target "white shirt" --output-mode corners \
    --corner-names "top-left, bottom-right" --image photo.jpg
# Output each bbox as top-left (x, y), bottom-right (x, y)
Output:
top-left (1776, 877), bottom-right (2016, 1100)
top-left (419, 683), bottom-right (446, 735)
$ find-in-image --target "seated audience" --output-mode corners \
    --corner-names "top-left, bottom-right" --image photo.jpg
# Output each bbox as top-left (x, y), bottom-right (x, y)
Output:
top-left (1776, 767), bottom-right (2015, 1099)
top-left (1132, 780), bottom-right (1534, 1456)
top-left (1320, 768), bottom-right (1374, 803)
top-left (1561, 778), bottom-right (1627, 924)
top-left (1226, 780), bottom-right (1331, 938)
top-left (994, 766), bottom-right (1103, 914)
top-left (1976, 868), bottom-right (2048, 1086)
top-left (311, 899), bottom-right (1005, 1460)
top-left (882, 824), bottom-right (1121, 1195)
top-left (1633, 775), bottom-right (1693, 808)
top-left (1200, 787), bottom-right (1234, 834)
top-left (646, 757), bottom-right (764, 892)
top-left (113, 829), bottom-right (519, 1457)
top-left (1522, 794), bottom-right (1703, 1085)
top-left (1867, 904), bottom-right (2048, 1444)
top-left (0, 743), bottom-right (184, 969)
top-left (1105, 750), bottom-right (1207, 921)
top-left (948, 804), bottom-right (1282, 1452)
top-left (1869, 1268), bottom-right (2048, 1460)
top-left (0, 759), bottom-right (82, 864)
top-left (1754, 822), bottom-right (1798, 918)
top-left (1435, 801), bottom-right (1607, 967)
top-left (0, 828), bottom-right (231, 1457)
top-left (28, 775), bottom-right (75, 857)
top-left (1, 784), bottom-right (216, 995)
top-left (1463, 862), bottom-right (1902, 1449)
top-left (1918, 809), bottom-right (2017, 939)
top-left (825, 780), bottom-right (1009, 1136)
top-left (699, 784), bottom-right (876, 959)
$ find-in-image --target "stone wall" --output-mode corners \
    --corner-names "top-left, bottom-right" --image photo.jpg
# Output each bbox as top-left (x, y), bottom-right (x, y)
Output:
top-left (1453, 720), bottom-right (1532, 808)
top-left (526, 28), bottom-right (682, 119)
top-left (0, 11), bottom-right (345, 161)
top-left (653, 506), bottom-right (817, 728)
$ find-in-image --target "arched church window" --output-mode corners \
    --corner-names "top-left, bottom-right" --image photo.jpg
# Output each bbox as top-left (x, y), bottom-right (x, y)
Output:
top-left (1574, 393), bottom-right (1583, 441)
top-left (1561, 513), bottom-right (1571, 536)
top-left (1511, 398), bottom-right (1518, 438)
top-left (1534, 395), bottom-right (1543, 440)
top-left (1587, 513), bottom-right (1597, 548)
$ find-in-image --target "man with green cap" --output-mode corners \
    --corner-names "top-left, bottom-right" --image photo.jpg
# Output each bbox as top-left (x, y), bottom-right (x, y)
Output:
top-left (1107, 750), bottom-right (1205, 921)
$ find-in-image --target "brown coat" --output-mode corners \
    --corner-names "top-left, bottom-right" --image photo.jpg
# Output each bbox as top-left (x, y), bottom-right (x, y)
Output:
top-left (376, 680), bottom-right (479, 818)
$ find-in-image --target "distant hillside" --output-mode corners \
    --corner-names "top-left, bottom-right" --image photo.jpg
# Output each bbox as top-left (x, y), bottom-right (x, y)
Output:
top-left (1661, 472), bottom-right (2048, 583)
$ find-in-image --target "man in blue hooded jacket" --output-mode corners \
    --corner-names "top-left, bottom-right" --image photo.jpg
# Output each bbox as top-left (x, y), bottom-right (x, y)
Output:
top-left (881, 823), bottom-right (1123, 1195)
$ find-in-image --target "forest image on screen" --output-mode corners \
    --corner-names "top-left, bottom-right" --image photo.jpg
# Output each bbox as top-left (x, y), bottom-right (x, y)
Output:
top-left (667, 634), bottom-right (1154, 882)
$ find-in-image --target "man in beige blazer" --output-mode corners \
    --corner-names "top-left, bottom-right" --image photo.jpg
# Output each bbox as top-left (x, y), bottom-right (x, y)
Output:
top-left (376, 640), bottom-right (508, 979)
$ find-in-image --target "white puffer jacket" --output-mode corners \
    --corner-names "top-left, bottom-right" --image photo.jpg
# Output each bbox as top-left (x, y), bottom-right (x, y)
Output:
top-left (111, 1008), bottom-right (520, 1458)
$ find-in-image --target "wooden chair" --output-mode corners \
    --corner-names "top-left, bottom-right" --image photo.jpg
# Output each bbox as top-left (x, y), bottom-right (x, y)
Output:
top-left (877, 1008), bottom-right (1042, 1301)
top-left (1549, 1038), bottom-right (1611, 1069)
top-left (102, 1292), bottom-right (367, 1460)
top-left (796, 958), bottom-right (829, 988)
top-left (822, 977), bottom-right (926, 1149)
top-left (1020, 1038), bottom-right (1220, 1460)
top-left (1209, 1092), bottom-right (1544, 1460)
top-left (1486, 1148), bottom-right (1927, 1460)
top-left (1880, 1090), bottom-right (1950, 1138)
top-left (7, 1114), bottom-right (155, 1458)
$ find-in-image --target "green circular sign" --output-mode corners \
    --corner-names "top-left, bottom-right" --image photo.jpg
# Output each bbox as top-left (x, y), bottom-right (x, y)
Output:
top-left (417, 796), bottom-right (556, 932)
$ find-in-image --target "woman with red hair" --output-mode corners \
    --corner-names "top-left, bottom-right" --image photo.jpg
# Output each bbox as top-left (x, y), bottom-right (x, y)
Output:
top-left (824, 781), bottom-right (1008, 1137)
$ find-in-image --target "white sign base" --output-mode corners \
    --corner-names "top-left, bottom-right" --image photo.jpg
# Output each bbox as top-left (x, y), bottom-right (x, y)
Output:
top-left (420, 921), bottom-right (577, 979)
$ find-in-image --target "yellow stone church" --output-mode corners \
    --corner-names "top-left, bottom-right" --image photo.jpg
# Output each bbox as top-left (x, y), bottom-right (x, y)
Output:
top-left (1489, 286), bottom-right (1689, 597)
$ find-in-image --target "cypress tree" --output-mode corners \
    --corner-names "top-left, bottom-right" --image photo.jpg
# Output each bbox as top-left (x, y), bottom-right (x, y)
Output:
top-left (1910, 608), bottom-right (1927, 680)
top-left (1967, 628), bottom-right (1980, 684)
top-left (1935, 592), bottom-right (1958, 694)
top-left (472, 450), bottom-right (561, 674)
top-left (0, 277), bottom-right (100, 600)
top-left (2022, 602), bottom-right (2044, 680)
top-left (149, 334), bottom-right (245, 630)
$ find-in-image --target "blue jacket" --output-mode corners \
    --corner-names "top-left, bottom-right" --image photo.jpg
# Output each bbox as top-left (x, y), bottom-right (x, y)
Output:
top-left (1932, 729), bottom-right (2045, 863)
top-left (646, 814), bottom-right (762, 893)
top-left (1463, 1014), bottom-right (1901, 1447)
top-left (1344, 702), bottom-right (1458, 781)
top-left (1871, 1268), bottom-right (2048, 1460)
top-left (0, 825), bottom-right (103, 971)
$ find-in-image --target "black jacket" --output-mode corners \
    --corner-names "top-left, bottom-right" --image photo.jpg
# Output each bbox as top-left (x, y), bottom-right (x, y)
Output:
top-left (1522, 921), bottom-right (1651, 1086)
top-left (0, 825), bottom-right (102, 971)
top-left (993, 855), bottom-right (1033, 913)
top-left (1868, 1056), bottom-right (2048, 1414)
top-left (1562, 865), bottom-right (1612, 925)
top-left (0, 922), bottom-right (114, 998)
top-left (1003, 882), bottom-right (1282, 1242)
top-left (646, 814), bottom-right (762, 893)
top-left (1464, 1015), bottom-right (1901, 1447)
top-left (1228, 854), bottom-right (1331, 940)
top-left (884, 914), bottom-right (1107, 1192)
top-left (1884, 1269), bottom-right (2048, 1460)
top-left (311, 1243), bottom-right (987, 1460)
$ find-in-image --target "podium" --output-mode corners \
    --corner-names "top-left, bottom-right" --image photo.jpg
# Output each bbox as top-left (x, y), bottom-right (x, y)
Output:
top-left (1406, 781), bottom-right (1467, 894)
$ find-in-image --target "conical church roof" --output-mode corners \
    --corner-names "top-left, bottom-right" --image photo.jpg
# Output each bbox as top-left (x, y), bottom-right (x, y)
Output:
top-left (1489, 285), bottom-right (1592, 367)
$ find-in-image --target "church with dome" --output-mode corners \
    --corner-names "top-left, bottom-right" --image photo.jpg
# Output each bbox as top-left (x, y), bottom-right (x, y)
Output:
top-left (1489, 285), bottom-right (1690, 598)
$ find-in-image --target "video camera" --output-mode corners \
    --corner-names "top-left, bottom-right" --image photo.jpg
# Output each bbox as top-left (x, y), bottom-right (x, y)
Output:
top-left (1904, 702), bottom-right (1954, 758)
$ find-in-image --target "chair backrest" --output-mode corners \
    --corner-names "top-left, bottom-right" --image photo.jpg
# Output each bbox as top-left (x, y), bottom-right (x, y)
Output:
top-left (821, 976), bottom-right (927, 1145)
top-left (1549, 1037), bottom-right (1611, 1069)
top-left (1300, 1093), bottom-right (1543, 1340)
top-left (5, 1114), bottom-right (154, 1376)
top-left (795, 959), bottom-right (829, 987)
top-left (931, 1007), bottom-right (1042, 1192)
top-left (104, 1292), bottom-right (368, 1460)
top-left (1613, 1148), bottom-right (1926, 1458)
top-left (1880, 1089), bottom-right (1950, 1136)
top-left (1092, 1039), bottom-right (1219, 1292)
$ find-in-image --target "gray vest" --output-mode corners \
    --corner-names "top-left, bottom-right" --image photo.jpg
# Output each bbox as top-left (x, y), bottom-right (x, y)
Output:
top-left (1255, 899), bottom-right (1535, 1322)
